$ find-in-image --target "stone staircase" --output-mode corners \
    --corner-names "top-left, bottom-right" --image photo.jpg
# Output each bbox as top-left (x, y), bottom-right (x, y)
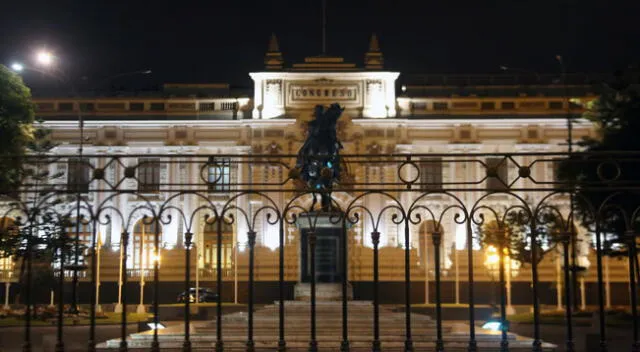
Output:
top-left (99, 301), bottom-right (557, 351)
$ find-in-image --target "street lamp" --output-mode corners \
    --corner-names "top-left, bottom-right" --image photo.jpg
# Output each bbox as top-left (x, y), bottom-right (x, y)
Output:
top-left (35, 51), bottom-right (54, 66)
top-left (10, 63), bottom-right (23, 72)
top-left (484, 244), bottom-right (520, 315)
top-left (10, 55), bottom-right (153, 314)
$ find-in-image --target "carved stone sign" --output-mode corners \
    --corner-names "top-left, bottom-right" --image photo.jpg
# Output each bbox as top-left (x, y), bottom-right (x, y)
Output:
top-left (289, 84), bottom-right (359, 102)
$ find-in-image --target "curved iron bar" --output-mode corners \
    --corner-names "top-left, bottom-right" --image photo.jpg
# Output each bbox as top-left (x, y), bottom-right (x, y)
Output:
top-left (282, 199), bottom-right (325, 352)
top-left (221, 191), bottom-right (281, 352)
top-left (282, 191), bottom-right (351, 351)
top-left (93, 203), bottom-right (128, 351)
top-left (345, 202), bottom-right (404, 352)
top-left (408, 194), bottom-right (470, 352)
top-left (598, 192), bottom-right (640, 351)
top-left (470, 192), bottom-right (533, 352)
top-left (532, 190), bottom-right (594, 352)
top-left (158, 193), bottom-right (220, 352)
top-left (120, 200), bottom-right (159, 351)
top-left (342, 191), bottom-right (408, 351)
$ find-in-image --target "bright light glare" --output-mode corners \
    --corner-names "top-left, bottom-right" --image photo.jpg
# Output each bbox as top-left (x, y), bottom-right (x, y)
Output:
top-left (36, 51), bottom-right (54, 66)
top-left (146, 322), bottom-right (165, 330)
top-left (10, 63), bottom-right (24, 72)
top-left (482, 321), bottom-right (502, 331)
top-left (484, 245), bottom-right (499, 266)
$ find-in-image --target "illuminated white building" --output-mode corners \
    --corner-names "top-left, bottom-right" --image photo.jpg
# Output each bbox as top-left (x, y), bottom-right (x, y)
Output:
top-left (3, 34), bottom-right (623, 306)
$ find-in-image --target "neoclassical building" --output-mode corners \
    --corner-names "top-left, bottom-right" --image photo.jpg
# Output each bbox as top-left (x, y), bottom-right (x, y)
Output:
top-left (1, 34), bottom-right (630, 308)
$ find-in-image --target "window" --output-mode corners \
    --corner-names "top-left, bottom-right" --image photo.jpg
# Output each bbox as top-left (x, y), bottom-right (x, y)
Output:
top-left (138, 158), bottom-right (160, 193)
top-left (208, 157), bottom-right (231, 192)
top-left (420, 158), bottom-right (443, 190)
top-left (59, 219), bottom-right (93, 278)
top-left (202, 219), bottom-right (234, 277)
top-left (501, 102), bottom-right (515, 110)
top-left (149, 102), bottom-right (165, 111)
top-left (129, 102), bottom-right (144, 111)
top-left (433, 102), bottom-right (449, 110)
top-left (58, 103), bottom-right (74, 111)
top-left (79, 103), bottom-right (95, 112)
top-left (68, 158), bottom-right (91, 193)
top-left (548, 101), bottom-right (564, 109)
top-left (132, 219), bottom-right (162, 272)
top-left (481, 102), bottom-right (496, 110)
top-left (486, 158), bottom-right (508, 190)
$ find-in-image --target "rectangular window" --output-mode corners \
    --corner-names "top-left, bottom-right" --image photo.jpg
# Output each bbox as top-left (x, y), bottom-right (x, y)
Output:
top-left (138, 158), bottom-right (160, 193)
top-left (548, 101), bottom-right (564, 109)
top-left (486, 158), bottom-right (508, 190)
top-left (79, 103), bottom-right (95, 112)
top-left (208, 157), bottom-right (231, 192)
top-left (501, 101), bottom-right (515, 110)
top-left (149, 102), bottom-right (165, 111)
top-left (67, 158), bottom-right (91, 193)
top-left (129, 102), bottom-right (144, 111)
top-left (420, 158), bottom-right (443, 190)
top-left (433, 102), bottom-right (449, 110)
top-left (481, 101), bottom-right (496, 110)
top-left (58, 103), bottom-right (74, 111)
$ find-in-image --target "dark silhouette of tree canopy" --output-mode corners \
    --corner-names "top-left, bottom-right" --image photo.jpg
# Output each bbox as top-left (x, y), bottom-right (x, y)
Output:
top-left (0, 65), bottom-right (36, 195)
top-left (558, 72), bottom-right (640, 257)
top-left (476, 204), bottom-right (563, 266)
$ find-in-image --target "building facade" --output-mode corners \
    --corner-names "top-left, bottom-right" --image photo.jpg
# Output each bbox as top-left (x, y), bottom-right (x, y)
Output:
top-left (1, 34), bottom-right (631, 308)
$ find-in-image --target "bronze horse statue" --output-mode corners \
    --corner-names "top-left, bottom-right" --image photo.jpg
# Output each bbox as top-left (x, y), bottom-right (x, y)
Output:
top-left (295, 103), bottom-right (344, 212)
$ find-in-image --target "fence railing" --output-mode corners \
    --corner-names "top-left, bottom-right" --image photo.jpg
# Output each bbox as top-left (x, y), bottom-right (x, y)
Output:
top-left (0, 152), bottom-right (638, 351)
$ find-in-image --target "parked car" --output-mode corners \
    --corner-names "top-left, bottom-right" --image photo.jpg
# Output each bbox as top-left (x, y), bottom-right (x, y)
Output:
top-left (177, 288), bottom-right (219, 303)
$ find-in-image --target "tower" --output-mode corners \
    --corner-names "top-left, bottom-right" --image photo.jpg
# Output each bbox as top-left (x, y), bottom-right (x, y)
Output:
top-left (264, 33), bottom-right (284, 70)
top-left (364, 33), bottom-right (384, 70)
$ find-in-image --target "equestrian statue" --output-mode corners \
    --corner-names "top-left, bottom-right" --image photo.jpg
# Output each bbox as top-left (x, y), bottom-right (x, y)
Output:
top-left (293, 103), bottom-right (344, 212)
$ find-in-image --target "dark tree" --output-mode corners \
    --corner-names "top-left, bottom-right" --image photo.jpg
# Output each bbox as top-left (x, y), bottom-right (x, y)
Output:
top-left (558, 72), bottom-right (640, 257)
top-left (0, 65), bottom-right (36, 195)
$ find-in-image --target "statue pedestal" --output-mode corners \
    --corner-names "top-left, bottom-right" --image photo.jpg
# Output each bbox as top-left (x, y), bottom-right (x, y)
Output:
top-left (294, 283), bottom-right (352, 301)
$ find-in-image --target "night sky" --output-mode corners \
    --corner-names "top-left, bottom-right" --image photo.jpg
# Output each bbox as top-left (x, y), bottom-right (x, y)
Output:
top-left (1, 0), bottom-right (638, 91)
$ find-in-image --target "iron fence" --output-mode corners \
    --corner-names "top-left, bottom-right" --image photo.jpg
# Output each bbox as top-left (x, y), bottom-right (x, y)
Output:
top-left (0, 152), bottom-right (638, 351)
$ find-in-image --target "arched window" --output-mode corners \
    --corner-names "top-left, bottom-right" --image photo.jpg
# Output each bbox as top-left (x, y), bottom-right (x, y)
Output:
top-left (132, 218), bottom-right (162, 273)
top-left (201, 218), bottom-right (234, 276)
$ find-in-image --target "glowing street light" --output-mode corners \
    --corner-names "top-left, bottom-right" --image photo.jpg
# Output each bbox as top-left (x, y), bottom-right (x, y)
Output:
top-left (35, 51), bottom-right (54, 66)
top-left (10, 63), bottom-right (23, 72)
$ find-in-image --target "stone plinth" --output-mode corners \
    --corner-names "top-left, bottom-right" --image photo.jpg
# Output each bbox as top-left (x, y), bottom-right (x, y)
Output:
top-left (294, 282), bottom-right (352, 301)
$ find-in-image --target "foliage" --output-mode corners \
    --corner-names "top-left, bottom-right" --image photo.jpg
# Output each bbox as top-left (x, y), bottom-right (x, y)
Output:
top-left (557, 73), bottom-right (640, 257)
top-left (476, 204), bottom-right (563, 265)
top-left (0, 121), bottom-right (82, 299)
top-left (0, 65), bottom-right (36, 195)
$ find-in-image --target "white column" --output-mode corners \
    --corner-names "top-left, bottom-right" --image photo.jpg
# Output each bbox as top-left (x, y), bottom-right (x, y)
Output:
top-left (251, 77), bottom-right (263, 119)
top-left (556, 251), bottom-right (562, 310)
top-left (114, 239), bottom-right (124, 313)
top-left (454, 244), bottom-right (459, 305)
top-left (195, 244), bottom-right (200, 304)
top-left (3, 282), bottom-right (9, 309)
top-left (580, 277), bottom-right (586, 310)
top-left (136, 225), bottom-right (146, 314)
top-left (424, 236), bottom-right (429, 305)
top-left (605, 256), bottom-right (611, 308)
top-left (95, 238), bottom-right (102, 313)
